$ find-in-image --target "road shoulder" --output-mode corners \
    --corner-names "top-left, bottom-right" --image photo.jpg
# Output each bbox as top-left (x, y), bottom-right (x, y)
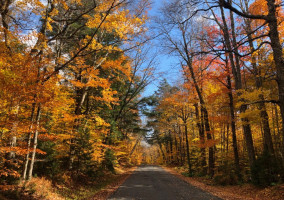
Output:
top-left (91, 167), bottom-right (137, 200)
top-left (163, 166), bottom-right (284, 200)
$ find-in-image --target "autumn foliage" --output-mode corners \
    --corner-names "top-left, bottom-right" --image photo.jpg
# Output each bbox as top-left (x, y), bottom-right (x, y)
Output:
top-left (1, 0), bottom-right (284, 199)
top-left (142, 0), bottom-right (284, 188)
top-left (0, 0), bottom-right (151, 196)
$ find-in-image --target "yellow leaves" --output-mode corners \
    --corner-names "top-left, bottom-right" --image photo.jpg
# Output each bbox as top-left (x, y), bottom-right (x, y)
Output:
top-left (235, 89), bottom-right (271, 108)
top-left (49, 8), bottom-right (59, 17)
top-left (46, 21), bottom-right (53, 32)
top-left (57, 134), bottom-right (74, 141)
top-left (61, 1), bottom-right (70, 10)
top-left (100, 88), bottom-right (119, 105)
top-left (85, 2), bottom-right (146, 42)
top-left (94, 116), bottom-right (110, 127)
top-left (90, 39), bottom-right (103, 50)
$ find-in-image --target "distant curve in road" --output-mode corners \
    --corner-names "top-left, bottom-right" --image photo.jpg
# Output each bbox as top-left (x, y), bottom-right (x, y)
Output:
top-left (108, 165), bottom-right (222, 200)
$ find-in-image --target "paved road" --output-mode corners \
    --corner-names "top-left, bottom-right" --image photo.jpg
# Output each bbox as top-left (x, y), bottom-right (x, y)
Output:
top-left (108, 166), bottom-right (222, 200)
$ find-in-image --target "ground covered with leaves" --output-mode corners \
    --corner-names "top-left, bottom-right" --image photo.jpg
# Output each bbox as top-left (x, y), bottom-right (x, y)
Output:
top-left (0, 167), bottom-right (135, 200)
top-left (165, 167), bottom-right (284, 200)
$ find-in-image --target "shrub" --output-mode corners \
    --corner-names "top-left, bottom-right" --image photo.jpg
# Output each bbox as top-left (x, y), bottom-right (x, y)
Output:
top-left (102, 149), bottom-right (116, 173)
top-left (20, 177), bottom-right (64, 200)
top-left (251, 151), bottom-right (281, 186)
top-left (213, 173), bottom-right (238, 185)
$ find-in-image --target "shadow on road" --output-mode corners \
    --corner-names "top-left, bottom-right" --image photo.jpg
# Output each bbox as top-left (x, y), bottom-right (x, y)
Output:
top-left (108, 165), bottom-right (222, 200)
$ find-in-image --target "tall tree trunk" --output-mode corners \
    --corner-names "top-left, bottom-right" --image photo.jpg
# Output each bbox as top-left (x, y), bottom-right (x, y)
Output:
top-left (178, 125), bottom-right (184, 165)
top-left (194, 103), bottom-right (206, 173)
top-left (22, 103), bottom-right (36, 180)
top-left (265, 0), bottom-right (284, 159)
top-left (169, 131), bottom-right (173, 163)
top-left (174, 134), bottom-right (179, 164)
top-left (220, 0), bottom-right (284, 179)
top-left (184, 121), bottom-right (192, 175)
top-left (227, 69), bottom-right (241, 180)
top-left (28, 105), bottom-right (41, 180)
top-left (129, 136), bottom-right (142, 156)
top-left (226, 123), bottom-right (229, 154)
top-left (201, 106), bottom-right (214, 177)
top-left (157, 134), bottom-right (166, 162)
top-left (8, 102), bottom-right (20, 159)
top-left (220, 6), bottom-right (256, 180)
top-left (179, 20), bottom-right (214, 176)
top-left (69, 85), bottom-right (88, 170)
top-left (242, 7), bottom-right (275, 156)
top-left (185, 64), bottom-right (213, 175)
top-left (188, 65), bottom-right (214, 176)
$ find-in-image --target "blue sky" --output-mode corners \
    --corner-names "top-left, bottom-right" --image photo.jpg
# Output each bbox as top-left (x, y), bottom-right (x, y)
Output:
top-left (141, 0), bottom-right (181, 97)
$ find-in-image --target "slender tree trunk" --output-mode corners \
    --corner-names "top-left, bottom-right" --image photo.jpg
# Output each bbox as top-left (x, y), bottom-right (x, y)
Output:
top-left (69, 85), bottom-right (88, 170)
top-left (169, 131), bottom-right (173, 163)
top-left (157, 134), bottom-right (166, 162)
top-left (180, 21), bottom-right (214, 176)
top-left (226, 123), bottom-right (229, 154)
top-left (8, 102), bottom-right (20, 159)
top-left (184, 121), bottom-right (192, 175)
top-left (129, 136), bottom-right (142, 156)
top-left (174, 135), bottom-right (179, 164)
top-left (227, 71), bottom-right (241, 180)
top-left (220, 6), bottom-right (256, 180)
top-left (201, 106), bottom-right (214, 177)
top-left (28, 104), bottom-right (41, 180)
top-left (178, 125), bottom-right (184, 165)
top-left (194, 103), bottom-right (206, 173)
top-left (22, 103), bottom-right (36, 180)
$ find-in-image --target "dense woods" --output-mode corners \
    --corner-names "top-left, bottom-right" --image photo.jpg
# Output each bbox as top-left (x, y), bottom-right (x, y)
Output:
top-left (0, 0), bottom-right (152, 198)
top-left (143, 0), bottom-right (284, 187)
top-left (0, 0), bottom-right (284, 199)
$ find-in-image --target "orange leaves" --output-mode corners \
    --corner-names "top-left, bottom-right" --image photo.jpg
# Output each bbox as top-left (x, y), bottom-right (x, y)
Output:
top-left (0, 146), bottom-right (46, 156)
top-left (38, 134), bottom-right (58, 142)
top-left (195, 139), bottom-right (219, 148)
top-left (102, 57), bottom-right (132, 79)
top-left (249, 0), bottom-right (269, 16)
top-left (0, 168), bottom-right (20, 178)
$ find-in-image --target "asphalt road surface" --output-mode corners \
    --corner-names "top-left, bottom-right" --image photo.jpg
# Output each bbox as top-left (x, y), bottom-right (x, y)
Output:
top-left (108, 165), bottom-right (222, 200)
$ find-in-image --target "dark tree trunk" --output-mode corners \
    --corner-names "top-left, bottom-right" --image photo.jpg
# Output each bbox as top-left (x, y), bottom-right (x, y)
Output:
top-left (243, 12), bottom-right (275, 157)
top-left (194, 103), bottom-right (206, 173)
top-left (220, 6), bottom-right (256, 180)
top-left (265, 0), bottom-right (284, 159)
top-left (169, 131), bottom-right (173, 163)
top-left (184, 122), bottom-right (192, 176)
top-left (220, 0), bottom-right (284, 178)
top-left (201, 107), bottom-right (214, 177)
top-left (227, 72), bottom-right (241, 180)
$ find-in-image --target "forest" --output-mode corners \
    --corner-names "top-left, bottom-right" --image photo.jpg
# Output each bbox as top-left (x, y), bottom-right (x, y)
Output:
top-left (0, 0), bottom-right (284, 199)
